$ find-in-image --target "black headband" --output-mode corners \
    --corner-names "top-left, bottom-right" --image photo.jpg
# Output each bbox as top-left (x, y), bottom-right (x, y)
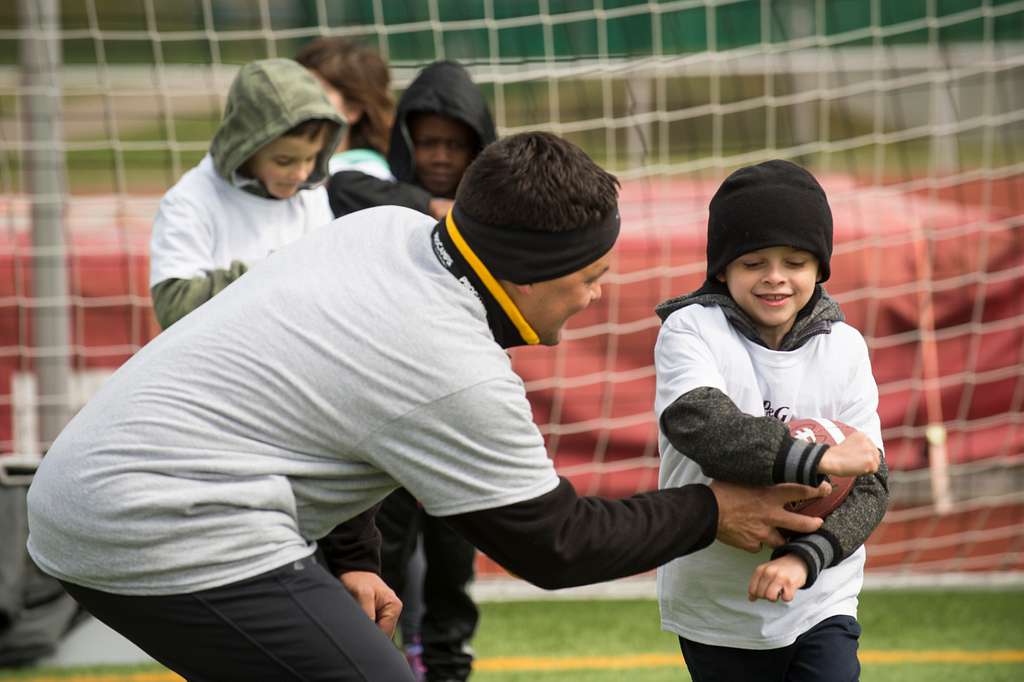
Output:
top-left (450, 204), bottom-right (620, 285)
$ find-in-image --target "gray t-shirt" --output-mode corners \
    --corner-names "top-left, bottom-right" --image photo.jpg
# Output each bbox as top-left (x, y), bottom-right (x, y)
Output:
top-left (27, 206), bottom-right (559, 595)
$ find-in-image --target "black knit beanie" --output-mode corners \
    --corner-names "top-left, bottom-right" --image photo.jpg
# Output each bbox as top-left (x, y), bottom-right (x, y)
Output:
top-left (706, 159), bottom-right (833, 283)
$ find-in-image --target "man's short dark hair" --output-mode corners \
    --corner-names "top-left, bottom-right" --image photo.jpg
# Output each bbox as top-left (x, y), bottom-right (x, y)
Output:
top-left (455, 132), bottom-right (619, 233)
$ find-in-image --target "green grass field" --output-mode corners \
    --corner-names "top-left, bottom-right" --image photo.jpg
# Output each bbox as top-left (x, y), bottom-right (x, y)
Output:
top-left (1, 589), bottom-right (1022, 681)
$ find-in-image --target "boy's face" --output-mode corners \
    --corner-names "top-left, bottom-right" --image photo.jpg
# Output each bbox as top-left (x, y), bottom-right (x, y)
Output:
top-left (502, 252), bottom-right (612, 346)
top-left (409, 113), bottom-right (475, 198)
top-left (717, 246), bottom-right (819, 349)
top-left (241, 126), bottom-right (330, 199)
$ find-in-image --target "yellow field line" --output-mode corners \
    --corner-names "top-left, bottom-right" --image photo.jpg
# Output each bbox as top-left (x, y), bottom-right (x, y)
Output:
top-left (476, 650), bottom-right (1024, 671)
top-left (12, 650), bottom-right (1024, 680)
top-left (860, 650), bottom-right (1024, 664)
top-left (5, 671), bottom-right (182, 675)
top-left (476, 653), bottom-right (681, 671)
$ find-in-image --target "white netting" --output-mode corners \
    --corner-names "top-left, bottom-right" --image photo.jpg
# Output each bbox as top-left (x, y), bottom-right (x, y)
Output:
top-left (2, 0), bottom-right (1022, 582)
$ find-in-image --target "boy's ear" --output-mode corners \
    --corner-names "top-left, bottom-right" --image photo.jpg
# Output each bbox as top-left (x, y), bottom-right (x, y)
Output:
top-left (715, 272), bottom-right (726, 283)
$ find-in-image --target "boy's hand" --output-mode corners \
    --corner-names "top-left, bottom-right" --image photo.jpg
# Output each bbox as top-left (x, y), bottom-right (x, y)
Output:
top-left (748, 553), bottom-right (808, 602)
top-left (817, 431), bottom-right (881, 477)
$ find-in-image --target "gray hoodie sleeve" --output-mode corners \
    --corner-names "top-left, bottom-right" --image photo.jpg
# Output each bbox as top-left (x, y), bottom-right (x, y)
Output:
top-left (150, 260), bottom-right (249, 330)
top-left (659, 387), bottom-right (828, 487)
top-left (662, 386), bottom-right (889, 588)
top-left (773, 455), bottom-right (889, 588)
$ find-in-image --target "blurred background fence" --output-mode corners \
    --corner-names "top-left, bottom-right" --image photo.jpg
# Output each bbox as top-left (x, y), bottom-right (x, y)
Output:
top-left (1, 0), bottom-right (1022, 585)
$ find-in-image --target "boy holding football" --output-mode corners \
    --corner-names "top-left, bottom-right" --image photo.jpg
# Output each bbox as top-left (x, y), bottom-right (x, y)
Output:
top-left (654, 160), bottom-right (888, 681)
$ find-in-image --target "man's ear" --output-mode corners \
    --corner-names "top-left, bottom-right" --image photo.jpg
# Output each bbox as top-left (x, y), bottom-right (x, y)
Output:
top-left (498, 279), bottom-right (532, 304)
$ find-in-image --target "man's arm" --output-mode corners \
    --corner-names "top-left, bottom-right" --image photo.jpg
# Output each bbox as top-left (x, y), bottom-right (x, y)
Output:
top-left (319, 504), bottom-right (404, 636)
top-left (150, 260), bottom-right (248, 330)
top-left (319, 503), bottom-right (383, 576)
top-left (444, 476), bottom-right (825, 590)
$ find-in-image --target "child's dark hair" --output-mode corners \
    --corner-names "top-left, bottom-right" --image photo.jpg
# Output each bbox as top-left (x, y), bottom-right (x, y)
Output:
top-left (283, 118), bottom-right (337, 142)
top-left (455, 131), bottom-right (619, 233)
top-left (295, 36), bottom-right (395, 156)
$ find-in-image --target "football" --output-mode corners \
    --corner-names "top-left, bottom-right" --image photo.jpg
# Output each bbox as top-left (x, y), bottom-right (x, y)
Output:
top-left (785, 418), bottom-right (857, 518)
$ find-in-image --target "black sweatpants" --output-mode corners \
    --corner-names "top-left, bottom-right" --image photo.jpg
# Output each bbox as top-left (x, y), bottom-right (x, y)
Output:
top-left (60, 555), bottom-right (415, 682)
top-left (377, 488), bottom-right (479, 682)
top-left (678, 615), bottom-right (862, 682)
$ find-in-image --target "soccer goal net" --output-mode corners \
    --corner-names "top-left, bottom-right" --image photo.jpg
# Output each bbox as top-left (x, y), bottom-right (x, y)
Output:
top-left (2, 0), bottom-right (1022, 585)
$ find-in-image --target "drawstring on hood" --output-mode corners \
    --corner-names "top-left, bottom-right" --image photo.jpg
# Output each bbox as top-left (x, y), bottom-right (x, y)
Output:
top-left (209, 58), bottom-right (345, 197)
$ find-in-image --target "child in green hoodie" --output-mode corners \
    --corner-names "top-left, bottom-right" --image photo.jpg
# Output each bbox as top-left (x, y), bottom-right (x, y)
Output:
top-left (149, 58), bottom-right (344, 330)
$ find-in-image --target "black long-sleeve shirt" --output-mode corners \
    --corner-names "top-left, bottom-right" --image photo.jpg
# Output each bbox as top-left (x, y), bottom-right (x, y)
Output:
top-left (321, 479), bottom-right (718, 589)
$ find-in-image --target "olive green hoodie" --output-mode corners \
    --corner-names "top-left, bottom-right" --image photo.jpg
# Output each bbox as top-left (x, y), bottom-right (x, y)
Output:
top-left (151, 58), bottom-right (344, 329)
top-left (211, 57), bottom-right (345, 196)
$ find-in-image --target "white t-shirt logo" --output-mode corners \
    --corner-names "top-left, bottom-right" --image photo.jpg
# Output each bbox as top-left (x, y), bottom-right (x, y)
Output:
top-left (763, 399), bottom-right (791, 421)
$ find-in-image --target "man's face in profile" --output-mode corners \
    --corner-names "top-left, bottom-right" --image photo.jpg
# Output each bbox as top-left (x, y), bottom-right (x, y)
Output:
top-left (409, 112), bottom-right (476, 198)
top-left (503, 251), bottom-right (612, 346)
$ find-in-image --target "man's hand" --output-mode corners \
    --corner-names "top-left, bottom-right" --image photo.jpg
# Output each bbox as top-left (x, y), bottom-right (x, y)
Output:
top-left (339, 570), bottom-right (402, 637)
top-left (710, 480), bottom-right (829, 551)
top-left (817, 431), bottom-right (881, 477)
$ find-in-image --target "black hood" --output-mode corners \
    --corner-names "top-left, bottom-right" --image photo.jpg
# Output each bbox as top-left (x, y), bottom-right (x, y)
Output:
top-left (388, 60), bottom-right (497, 185)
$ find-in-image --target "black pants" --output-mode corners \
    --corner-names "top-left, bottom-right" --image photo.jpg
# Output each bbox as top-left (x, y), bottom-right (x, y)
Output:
top-left (60, 555), bottom-right (415, 682)
top-left (678, 615), bottom-right (862, 682)
top-left (377, 488), bottom-right (479, 682)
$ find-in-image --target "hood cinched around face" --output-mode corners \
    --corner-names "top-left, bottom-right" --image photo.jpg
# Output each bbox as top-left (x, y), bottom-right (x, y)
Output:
top-left (387, 60), bottom-right (498, 185)
top-left (209, 58), bottom-right (346, 190)
top-left (655, 281), bottom-right (844, 352)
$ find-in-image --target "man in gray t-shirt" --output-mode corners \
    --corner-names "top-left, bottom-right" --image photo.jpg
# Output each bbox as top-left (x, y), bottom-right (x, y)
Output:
top-left (26, 132), bottom-right (832, 681)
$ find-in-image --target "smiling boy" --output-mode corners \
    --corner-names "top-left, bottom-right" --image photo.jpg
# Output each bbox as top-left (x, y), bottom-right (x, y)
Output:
top-left (717, 245), bottom-right (820, 349)
top-left (653, 160), bottom-right (888, 681)
top-left (149, 58), bottom-right (344, 329)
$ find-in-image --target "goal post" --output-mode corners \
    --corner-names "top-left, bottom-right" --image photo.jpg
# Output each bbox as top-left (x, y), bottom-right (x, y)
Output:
top-left (1, 0), bottom-right (1022, 584)
top-left (16, 0), bottom-right (71, 457)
